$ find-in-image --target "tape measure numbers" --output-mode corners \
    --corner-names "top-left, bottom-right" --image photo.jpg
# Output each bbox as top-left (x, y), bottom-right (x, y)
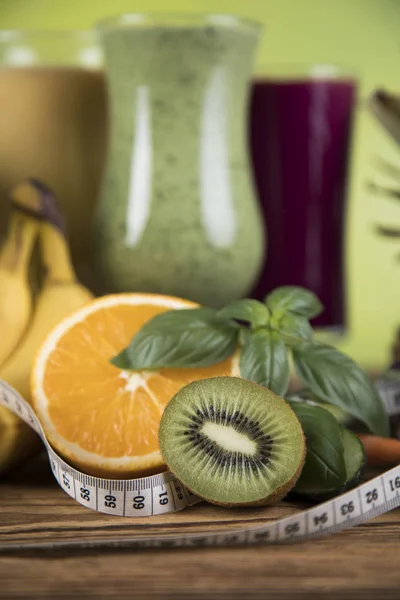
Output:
top-left (0, 380), bottom-right (201, 518)
top-left (1, 378), bottom-right (400, 551)
top-left (376, 374), bottom-right (400, 417)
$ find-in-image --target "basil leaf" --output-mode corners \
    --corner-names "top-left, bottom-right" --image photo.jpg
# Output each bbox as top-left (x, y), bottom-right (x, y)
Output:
top-left (110, 348), bottom-right (132, 370)
top-left (111, 307), bottom-right (239, 370)
top-left (240, 329), bottom-right (290, 396)
top-left (287, 401), bottom-right (347, 492)
top-left (285, 391), bottom-right (318, 406)
top-left (265, 286), bottom-right (323, 319)
top-left (293, 342), bottom-right (390, 437)
top-left (341, 428), bottom-right (365, 487)
top-left (217, 299), bottom-right (270, 328)
top-left (277, 313), bottom-right (313, 341)
top-left (286, 389), bottom-right (352, 425)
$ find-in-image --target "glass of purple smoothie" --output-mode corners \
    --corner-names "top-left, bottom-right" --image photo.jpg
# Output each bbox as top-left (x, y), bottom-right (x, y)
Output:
top-left (249, 64), bottom-right (358, 333)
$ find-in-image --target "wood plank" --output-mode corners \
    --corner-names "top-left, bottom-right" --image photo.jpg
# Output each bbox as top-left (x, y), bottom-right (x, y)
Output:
top-left (1, 454), bottom-right (400, 599)
top-left (0, 532), bottom-right (399, 599)
top-left (0, 453), bottom-right (306, 545)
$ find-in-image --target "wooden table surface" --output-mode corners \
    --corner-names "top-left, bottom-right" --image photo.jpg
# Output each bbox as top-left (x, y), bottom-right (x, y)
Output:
top-left (0, 453), bottom-right (399, 599)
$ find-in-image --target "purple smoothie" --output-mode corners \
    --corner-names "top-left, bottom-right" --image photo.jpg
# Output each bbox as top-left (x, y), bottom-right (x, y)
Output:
top-left (249, 77), bottom-right (357, 329)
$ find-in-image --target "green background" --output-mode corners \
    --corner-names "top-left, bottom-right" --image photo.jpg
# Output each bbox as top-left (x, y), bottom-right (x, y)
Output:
top-left (1, 0), bottom-right (400, 370)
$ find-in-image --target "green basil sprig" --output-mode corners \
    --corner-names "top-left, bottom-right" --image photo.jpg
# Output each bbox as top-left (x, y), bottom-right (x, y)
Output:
top-left (287, 400), bottom-right (347, 492)
top-left (110, 286), bottom-right (389, 438)
top-left (240, 329), bottom-right (290, 396)
top-left (111, 308), bottom-right (239, 370)
top-left (273, 312), bottom-right (313, 342)
top-left (265, 285), bottom-right (323, 319)
top-left (287, 397), bottom-right (365, 497)
top-left (217, 298), bottom-right (270, 328)
top-left (292, 342), bottom-right (389, 437)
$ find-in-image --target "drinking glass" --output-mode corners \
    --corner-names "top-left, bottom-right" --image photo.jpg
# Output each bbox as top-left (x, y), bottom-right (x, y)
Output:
top-left (0, 30), bottom-right (108, 289)
top-left (249, 64), bottom-right (358, 332)
top-left (92, 13), bottom-right (265, 307)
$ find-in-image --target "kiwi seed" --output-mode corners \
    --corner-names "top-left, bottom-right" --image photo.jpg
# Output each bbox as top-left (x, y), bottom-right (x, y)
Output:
top-left (158, 376), bottom-right (306, 506)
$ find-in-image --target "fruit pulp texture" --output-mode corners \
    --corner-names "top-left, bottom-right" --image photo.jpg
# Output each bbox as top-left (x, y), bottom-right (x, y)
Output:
top-left (0, 67), bottom-right (107, 290)
top-left (32, 296), bottom-right (237, 478)
top-left (249, 77), bottom-right (357, 328)
top-left (93, 25), bottom-right (264, 307)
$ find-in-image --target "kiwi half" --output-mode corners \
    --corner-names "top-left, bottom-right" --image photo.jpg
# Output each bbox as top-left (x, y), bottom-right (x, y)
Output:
top-left (159, 377), bottom-right (306, 506)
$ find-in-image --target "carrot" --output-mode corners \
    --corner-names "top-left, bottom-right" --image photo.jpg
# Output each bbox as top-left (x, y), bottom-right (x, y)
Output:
top-left (357, 434), bottom-right (400, 467)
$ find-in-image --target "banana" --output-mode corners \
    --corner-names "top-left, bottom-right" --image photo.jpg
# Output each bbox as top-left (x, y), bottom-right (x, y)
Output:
top-left (0, 182), bottom-right (94, 403)
top-left (0, 405), bottom-right (41, 476)
top-left (0, 181), bottom-right (94, 475)
top-left (0, 193), bottom-right (39, 368)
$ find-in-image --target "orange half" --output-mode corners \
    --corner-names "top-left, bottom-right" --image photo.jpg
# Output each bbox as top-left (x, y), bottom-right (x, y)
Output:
top-left (31, 294), bottom-right (239, 478)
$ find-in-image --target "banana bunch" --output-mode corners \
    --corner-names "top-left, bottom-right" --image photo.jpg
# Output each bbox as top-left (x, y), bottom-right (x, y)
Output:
top-left (0, 180), bottom-right (94, 476)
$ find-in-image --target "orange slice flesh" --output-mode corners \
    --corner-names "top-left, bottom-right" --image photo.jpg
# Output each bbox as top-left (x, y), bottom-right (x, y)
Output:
top-left (31, 294), bottom-right (239, 478)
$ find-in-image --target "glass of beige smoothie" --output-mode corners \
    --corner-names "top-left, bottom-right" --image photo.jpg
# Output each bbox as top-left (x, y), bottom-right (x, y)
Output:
top-left (0, 30), bottom-right (108, 289)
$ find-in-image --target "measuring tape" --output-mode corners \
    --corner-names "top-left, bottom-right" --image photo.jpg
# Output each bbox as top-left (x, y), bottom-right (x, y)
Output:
top-left (375, 372), bottom-right (400, 417)
top-left (1, 376), bottom-right (400, 551)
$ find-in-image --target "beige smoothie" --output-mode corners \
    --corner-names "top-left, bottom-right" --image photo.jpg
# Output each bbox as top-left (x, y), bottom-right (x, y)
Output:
top-left (0, 66), bottom-right (107, 288)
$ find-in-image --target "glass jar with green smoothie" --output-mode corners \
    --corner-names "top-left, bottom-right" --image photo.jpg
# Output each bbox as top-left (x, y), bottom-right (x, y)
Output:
top-left (93, 13), bottom-right (265, 307)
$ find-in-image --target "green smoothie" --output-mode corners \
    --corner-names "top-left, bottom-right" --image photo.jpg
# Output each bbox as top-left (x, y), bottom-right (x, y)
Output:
top-left (93, 16), bottom-right (265, 307)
